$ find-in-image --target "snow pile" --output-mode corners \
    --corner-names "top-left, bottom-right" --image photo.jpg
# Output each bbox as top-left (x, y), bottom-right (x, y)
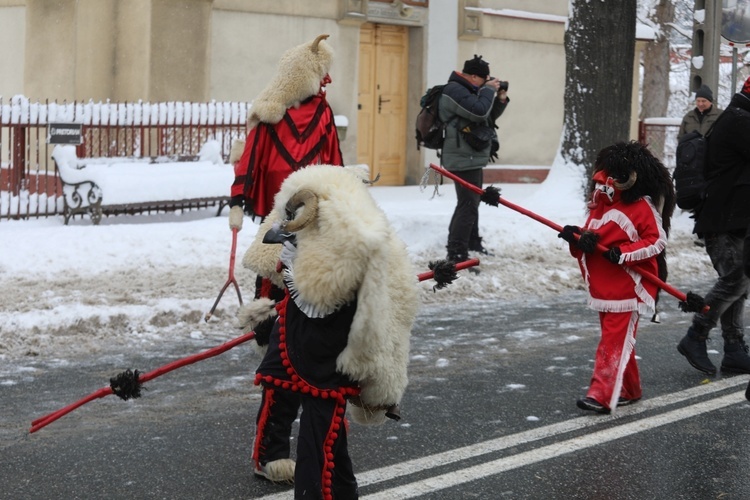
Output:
top-left (0, 176), bottom-right (715, 362)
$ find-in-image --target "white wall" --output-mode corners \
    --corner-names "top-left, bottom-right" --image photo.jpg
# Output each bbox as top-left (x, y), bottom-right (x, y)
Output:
top-left (427, 0), bottom-right (459, 87)
top-left (209, 11), bottom-right (361, 163)
top-left (0, 6), bottom-right (25, 100)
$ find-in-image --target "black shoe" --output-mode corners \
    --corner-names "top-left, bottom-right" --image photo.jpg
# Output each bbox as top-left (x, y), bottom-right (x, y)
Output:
top-left (677, 332), bottom-right (717, 375)
top-left (469, 245), bottom-right (495, 257)
top-left (576, 397), bottom-right (610, 414)
top-left (721, 341), bottom-right (750, 374)
top-left (617, 397), bottom-right (640, 407)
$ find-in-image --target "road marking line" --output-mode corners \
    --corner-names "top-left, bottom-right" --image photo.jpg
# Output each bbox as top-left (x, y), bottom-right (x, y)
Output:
top-left (363, 391), bottom-right (744, 499)
top-left (256, 377), bottom-right (747, 500)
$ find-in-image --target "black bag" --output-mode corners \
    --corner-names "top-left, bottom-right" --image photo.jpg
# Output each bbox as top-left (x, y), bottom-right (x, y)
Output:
top-left (461, 124), bottom-right (495, 151)
top-left (674, 129), bottom-right (711, 210)
top-left (415, 84), bottom-right (448, 150)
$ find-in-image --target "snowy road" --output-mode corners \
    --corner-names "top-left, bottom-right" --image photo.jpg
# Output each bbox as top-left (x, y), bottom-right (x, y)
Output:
top-left (2, 294), bottom-right (749, 500)
top-left (1, 186), bottom-right (747, 498)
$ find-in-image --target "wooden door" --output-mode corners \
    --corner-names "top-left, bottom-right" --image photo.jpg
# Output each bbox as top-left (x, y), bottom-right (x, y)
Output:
top-left (357, 23), bottom-right (408, 185)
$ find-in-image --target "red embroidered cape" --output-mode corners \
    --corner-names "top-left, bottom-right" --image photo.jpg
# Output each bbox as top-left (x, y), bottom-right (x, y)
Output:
top-left (232, 95), bottom-right (343, 217)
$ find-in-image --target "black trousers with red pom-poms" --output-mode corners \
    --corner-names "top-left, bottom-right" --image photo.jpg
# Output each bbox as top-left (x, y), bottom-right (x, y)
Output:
top-left (295, 395), bottom-right (358, 500)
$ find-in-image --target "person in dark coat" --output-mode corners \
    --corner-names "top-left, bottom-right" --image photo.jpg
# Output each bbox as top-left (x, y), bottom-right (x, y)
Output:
top-left (677, 84), bottom-right (722, 141)
top-left (677, 76), bottom-right (750, 376)
top-left (439, 55), bottom-right (508, 262)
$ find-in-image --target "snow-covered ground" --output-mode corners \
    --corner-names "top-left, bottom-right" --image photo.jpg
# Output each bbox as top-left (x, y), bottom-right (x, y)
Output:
top-left (1, 54), bottom-right (732, 364)
top-left (0, 168), bottom-right (715, 363)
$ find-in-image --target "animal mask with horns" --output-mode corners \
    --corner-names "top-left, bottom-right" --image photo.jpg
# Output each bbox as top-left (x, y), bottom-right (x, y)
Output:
top-left (247, 34), bottom-right (334, 130)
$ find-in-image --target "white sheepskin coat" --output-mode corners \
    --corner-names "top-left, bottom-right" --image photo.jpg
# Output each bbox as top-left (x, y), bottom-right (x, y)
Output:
top-left (242, 165), bottom-right (419, 423)
top-left (247, 35), bottom-right (334, 130)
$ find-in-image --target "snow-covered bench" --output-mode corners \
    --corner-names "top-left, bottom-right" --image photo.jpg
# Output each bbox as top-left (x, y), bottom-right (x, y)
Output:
top-left (52, 142), bottom-right (234, 225)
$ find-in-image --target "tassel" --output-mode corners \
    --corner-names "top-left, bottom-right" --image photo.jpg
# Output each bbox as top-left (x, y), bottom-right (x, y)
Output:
top-left (110, 369), bottom-right (143, 401)
top-left (428, 259), bottom-right (459, 291)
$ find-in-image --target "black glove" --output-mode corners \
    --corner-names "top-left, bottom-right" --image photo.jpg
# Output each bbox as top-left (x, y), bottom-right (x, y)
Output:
top-left (557, 225), bottom-right (581, 244)
top-left (603, 247), bottom-right (622, 264)
top-left (679, 291), bottom-right (706, 313)
top-left (253, 315), bottom-right (275, 347)
top-left (577, 231), bottom-right (600, 254)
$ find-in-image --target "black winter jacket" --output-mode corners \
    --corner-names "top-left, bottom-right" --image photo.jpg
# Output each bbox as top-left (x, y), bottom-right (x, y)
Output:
top-left (438, 71), bottom-right (507, 171)
top-left (694, 92), bottom-right (750, 235)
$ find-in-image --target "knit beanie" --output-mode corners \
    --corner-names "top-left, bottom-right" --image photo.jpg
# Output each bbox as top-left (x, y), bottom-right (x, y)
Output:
top-left (695, 84), bottom-right (713, 102)
top-left (743, 75), bottom-right (750, 96)
top-left (462, 55), bottom-right (490, 78)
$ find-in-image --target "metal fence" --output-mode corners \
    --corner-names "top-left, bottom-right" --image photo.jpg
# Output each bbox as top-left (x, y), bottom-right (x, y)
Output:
top-left (638, 117), bottom-right (682, 172)
top-left (0, 96), bottom-right (249, 221)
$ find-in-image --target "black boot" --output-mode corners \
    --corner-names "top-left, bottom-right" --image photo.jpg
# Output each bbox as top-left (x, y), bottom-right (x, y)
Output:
top-left (721, 339), bottom-right (750, 374)
top-left (445, 242), bottom-right (468, 263)
top-left (468, 236), bottom-right (495, 257)
top-left (677, 327), bottom-right (716, 375)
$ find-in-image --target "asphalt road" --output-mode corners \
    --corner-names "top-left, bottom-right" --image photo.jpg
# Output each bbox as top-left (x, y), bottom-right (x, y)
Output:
top-left (2, 291), bottom-right (750, 500)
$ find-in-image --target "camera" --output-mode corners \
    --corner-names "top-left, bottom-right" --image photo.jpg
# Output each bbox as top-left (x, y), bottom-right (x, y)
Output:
top-left (499, 80), bottom-right (509, 91)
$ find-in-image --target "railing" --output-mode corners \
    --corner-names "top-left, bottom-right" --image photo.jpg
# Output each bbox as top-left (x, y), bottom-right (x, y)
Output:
top-left (638, 117), bottom-right (682, 171)
top-left (1, 96), bottom-right (249, 222)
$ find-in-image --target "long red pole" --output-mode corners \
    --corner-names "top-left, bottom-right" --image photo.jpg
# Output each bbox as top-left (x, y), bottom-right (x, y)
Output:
top-left (428, 163), bottom-right (700, 307)
top-left (30, 331), bottom-right (256, 433)
top-left (29, 259), bottom-right (479, 434)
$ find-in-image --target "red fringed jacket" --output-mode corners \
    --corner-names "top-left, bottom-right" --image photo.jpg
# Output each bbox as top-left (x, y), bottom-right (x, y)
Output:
top-left (570, 196), bottom-right (667, 314)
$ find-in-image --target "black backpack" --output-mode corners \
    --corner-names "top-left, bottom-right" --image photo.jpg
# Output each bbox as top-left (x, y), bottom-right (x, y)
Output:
top-left (673, 125), bottom-right (714, 210)
top-left (415, 84), bottom-right (448, 150)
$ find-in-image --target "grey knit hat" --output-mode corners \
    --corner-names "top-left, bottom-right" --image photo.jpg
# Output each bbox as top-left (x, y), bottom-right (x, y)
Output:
top-left (695, 84), bottom-right (713, 102)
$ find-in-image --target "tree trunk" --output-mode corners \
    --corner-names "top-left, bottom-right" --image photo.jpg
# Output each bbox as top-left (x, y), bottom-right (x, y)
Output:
top-left (640, 0), bottom-right (676, 120)
top-left (561, 0), bottom-right (638, 198)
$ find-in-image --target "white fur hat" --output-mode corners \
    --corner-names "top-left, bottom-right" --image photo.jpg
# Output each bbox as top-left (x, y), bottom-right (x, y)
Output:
top-left (247, 34), bottom-right (334, 129)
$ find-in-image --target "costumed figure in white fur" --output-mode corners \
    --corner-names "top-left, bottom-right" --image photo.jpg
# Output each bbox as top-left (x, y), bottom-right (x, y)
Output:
top-left (242, 164), bottom-right (419, 499)
top-left (558, 141), bottom-right (675, 415)
top-left (227, 34), bottom-right (344, 484)
top-left (228, 33), bottom-right (343, 227)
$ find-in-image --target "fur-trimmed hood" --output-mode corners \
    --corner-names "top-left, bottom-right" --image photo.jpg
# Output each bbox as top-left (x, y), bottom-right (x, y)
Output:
top-left (247, 34), bottom-right (334, 130)
top-left (242, 165), bottom-right (419, 422)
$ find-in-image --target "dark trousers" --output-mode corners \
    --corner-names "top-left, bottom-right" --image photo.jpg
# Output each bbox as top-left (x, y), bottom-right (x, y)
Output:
top-left (254, 387), bottom-right (301, 466)
top-left (692, 231), bottom-right (750, 341)
top-left (295, 396), bottom-right (358, 499)
top-left (447, 168), bottom-right (483, 258)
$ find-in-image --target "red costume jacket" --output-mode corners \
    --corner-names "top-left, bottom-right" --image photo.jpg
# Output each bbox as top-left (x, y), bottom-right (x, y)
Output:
top-left (231, 95), bottom-right (343, 217)
top-left (570, 196), bottom-right (667, 314)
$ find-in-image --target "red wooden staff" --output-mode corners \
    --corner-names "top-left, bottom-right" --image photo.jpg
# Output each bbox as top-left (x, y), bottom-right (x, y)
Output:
top-left (429, 163), bottom-right (707, 313)
top-left (29, 258), bottom-right (480, 434)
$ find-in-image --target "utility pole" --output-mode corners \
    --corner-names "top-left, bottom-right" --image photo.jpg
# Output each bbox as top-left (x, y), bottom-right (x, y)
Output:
top-left (689, 0), bottom-right (722, 94)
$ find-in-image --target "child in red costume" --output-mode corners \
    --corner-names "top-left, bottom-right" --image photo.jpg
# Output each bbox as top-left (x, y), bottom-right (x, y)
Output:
top-left (559, 141), bottom-right (675, 414)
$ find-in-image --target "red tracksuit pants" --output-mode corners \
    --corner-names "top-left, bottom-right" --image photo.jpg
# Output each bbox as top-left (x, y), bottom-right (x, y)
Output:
top-left (586, 310), bottom-right (642, 411)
